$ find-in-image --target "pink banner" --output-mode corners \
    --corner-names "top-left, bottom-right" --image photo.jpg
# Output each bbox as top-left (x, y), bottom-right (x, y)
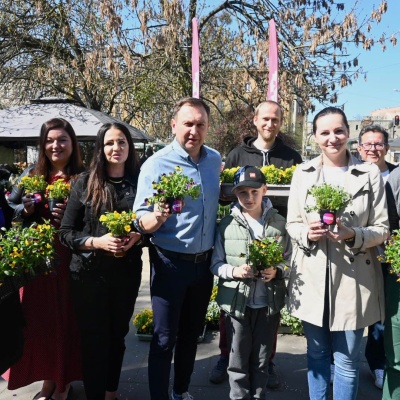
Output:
top-left (192, 18), bottom-right (200, 98)
top-left (267, 19), bottom-right (278, 102)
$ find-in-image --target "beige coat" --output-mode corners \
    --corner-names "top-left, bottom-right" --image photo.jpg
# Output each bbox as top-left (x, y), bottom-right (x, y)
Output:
top-left (286, 153), bottom-right (389, 331)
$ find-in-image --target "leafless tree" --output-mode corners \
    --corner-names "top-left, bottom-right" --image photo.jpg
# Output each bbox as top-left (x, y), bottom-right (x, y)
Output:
top-left (0, 0), bottom-right (397, 140)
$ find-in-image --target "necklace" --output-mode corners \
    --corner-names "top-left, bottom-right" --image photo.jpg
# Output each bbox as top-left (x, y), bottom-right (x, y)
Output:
top-left (107, 177), bottom-right (124, 184)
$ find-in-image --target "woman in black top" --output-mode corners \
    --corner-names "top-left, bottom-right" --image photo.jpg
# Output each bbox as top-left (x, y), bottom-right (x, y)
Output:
top-left (59, 122), bottom-right (143, 400)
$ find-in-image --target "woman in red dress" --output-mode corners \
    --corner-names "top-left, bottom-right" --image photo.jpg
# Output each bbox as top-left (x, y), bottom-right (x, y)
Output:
top-left (4, 118), bottom-right (85, 400)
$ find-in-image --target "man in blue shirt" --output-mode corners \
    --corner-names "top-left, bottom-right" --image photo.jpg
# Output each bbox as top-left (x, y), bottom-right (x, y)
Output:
top-left (134, 97), bottom-right (221, 400)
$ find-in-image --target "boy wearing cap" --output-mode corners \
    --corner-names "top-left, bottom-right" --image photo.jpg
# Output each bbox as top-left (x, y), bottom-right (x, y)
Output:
top-left (210, 165), bottom-right (291, 400)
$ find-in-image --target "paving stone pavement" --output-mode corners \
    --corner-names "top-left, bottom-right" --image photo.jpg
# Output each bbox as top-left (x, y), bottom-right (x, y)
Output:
top-left (0, 249), bottom-right (382, 400)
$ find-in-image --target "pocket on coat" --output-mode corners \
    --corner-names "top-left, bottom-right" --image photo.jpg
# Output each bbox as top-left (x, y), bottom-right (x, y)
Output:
top-left (216, 280), bottom-right (248, 319)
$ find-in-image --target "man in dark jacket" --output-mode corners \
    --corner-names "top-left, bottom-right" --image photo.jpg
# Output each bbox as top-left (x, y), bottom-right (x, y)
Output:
top-left (211, 101), bottom-right (302, 388)
top-left (224, 101), bottom-right (302, 170)
top-left (223, 101), bottom-right (302, 218)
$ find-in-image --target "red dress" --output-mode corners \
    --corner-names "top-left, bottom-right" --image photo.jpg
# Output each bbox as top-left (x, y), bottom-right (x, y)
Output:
top-left (3, 176), bottom-right (82, 391)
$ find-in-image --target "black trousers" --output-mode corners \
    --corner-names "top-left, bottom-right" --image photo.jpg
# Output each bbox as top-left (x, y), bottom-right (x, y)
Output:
top-left (148, 245), bottom-right (213, 400)
top-left (70, 251), bottom-right (142, 400)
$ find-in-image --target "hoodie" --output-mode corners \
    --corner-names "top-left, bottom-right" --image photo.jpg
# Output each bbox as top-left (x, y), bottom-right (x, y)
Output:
top-left (224, 136), bottom-right (302, 169)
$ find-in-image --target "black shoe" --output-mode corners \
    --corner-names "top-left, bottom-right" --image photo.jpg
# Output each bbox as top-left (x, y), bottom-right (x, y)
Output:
top-left (267, 362), bottom-right (280, 389)
top-left (209, 355), bottom-right (229, 384)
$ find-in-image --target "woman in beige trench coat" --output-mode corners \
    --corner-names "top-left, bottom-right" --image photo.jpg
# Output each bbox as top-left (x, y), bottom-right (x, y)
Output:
top-left (286, 107), bottom-right (389, 400)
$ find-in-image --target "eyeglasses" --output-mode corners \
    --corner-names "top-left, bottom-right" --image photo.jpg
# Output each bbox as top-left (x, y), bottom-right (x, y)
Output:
top-left (359, 142), bottom-right (387, 151)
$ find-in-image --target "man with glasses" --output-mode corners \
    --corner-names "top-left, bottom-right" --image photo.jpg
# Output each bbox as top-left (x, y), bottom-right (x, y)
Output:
top-left (357, 124), bottom-right (397, 180)
top-left (357, 124), bottom-right (397, 389)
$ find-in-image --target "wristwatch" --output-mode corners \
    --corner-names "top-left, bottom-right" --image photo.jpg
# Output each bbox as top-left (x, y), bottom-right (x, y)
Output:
top-left (345, 235), bottom-right (355, 245)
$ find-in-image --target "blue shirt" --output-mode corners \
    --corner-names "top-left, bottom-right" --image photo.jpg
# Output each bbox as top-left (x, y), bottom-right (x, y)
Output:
top-left (134, 139), bottom-right (221, 253)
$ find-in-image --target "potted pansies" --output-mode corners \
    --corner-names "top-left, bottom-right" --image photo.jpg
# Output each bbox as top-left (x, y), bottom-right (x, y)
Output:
top-left (381, 230), bottom-right (400, 282)
top-left (220, 165), bottom-right (296, 203)
top-left (100, 210), bottom-right (136, 239)
top-left (248, 237), bottom-right (284, 277)
top-left (99, 210), bottom-right (137, 257)
top-left (18, 174), bottom-right (48, 204)
top-left (99, 210), bottom-right (137, 238)
top-left (305, 183), bottom-right (352, 227)
top-left (133, 308), bottom-right (154, 340)
top-left (145, 166), bottom-right (201, 214)
top-left (0, 221), bottom-right (57, 302)
top-left (46, 179), bottom-right (71, 212)
top-left (133, 308), bottom-right (207, 342)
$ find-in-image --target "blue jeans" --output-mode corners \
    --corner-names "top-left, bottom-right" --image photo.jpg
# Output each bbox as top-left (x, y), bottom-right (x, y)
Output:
top-left (303, 321), bottom-right (364, 400)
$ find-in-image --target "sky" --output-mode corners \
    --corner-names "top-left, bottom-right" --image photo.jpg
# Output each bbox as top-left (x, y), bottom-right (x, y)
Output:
top-left (313, 1), bottom-right (400, 120)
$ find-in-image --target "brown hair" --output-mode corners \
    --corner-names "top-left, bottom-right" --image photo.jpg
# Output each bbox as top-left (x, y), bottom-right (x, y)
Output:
top-left (171, 97), bottom-right (210, 119)
top-left (86, 122), bottom-right (139, 215)
top-left (34, 118), bottom-right (84, 179)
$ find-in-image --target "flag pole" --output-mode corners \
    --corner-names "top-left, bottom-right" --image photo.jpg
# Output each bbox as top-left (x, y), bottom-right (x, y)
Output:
top-left (267, 19), bottom-right (278, 102)
top-left (192, 18), bottom-right (200, 98)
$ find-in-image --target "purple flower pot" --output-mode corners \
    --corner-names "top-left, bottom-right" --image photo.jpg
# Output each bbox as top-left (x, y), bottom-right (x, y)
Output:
top-left (32, 192), bottom-right (45, 205)
top-left (167, 197), bottom-right (184, 214)
top-left (319, 209), bottom-right (336, 226)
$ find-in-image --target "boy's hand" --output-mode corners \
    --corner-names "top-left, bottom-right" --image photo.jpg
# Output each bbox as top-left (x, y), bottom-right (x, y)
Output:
top-left (260, 267), bottom-right (277, 282)
top-left (232, 264), bottom-right (254, 279)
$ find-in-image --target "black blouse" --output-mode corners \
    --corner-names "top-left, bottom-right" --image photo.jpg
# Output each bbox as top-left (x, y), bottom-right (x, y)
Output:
top-left (59, 172), bottom-right (140, 273)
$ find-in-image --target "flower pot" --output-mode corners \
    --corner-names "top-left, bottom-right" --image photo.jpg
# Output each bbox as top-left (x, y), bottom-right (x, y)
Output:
top-left (319, 209), bottom-right (336, 226)
top-left (253, 264), bottom-right (264, 279)
top-left (32, 191), bottom-right (45, 205)
top-left (220, 183), bottom-right (236, 202)
top-left (166, 197), bottom-right (184, 214)
top-left (135, 325), bottom-right (207, 343)
top-left (48, 198), bottom-right (64, 212)
top-left (278, 325), bottom-right (293, 335)
top-left (135, 333), bottom-right (153, 341)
